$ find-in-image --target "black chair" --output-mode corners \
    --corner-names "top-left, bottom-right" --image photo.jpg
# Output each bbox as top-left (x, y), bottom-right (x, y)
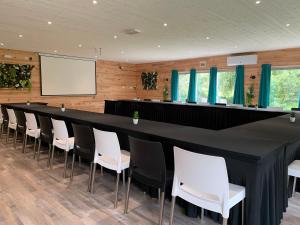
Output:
top-left (124, 137), bottom-right (172, 225)
top-left (70, 123), bottom-right (95, 191)
top-left (0, 105), bottom-right (9, 140)
top-left (14, 110), bottom-right (27, 151)
top-left (37, 115), bottom-right (53, 164)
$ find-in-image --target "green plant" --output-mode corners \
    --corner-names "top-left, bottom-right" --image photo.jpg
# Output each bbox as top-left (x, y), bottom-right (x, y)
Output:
top-left (141, 72), bottom-right (158, 90)
top-left (246, 83), bottom-right (255, 105)
top-left (163, 84), bottom-right (168, 101)
top-left (290, 112), bottom-right (296, 118)
top-left (61, 103), bottom-right (65, 108)
top-left (0, 64), bottom-right (34, 90)
top-left (133, 111), bottom-right (139, 119)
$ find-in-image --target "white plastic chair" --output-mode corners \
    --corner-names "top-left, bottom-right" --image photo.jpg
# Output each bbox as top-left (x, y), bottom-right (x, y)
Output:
top-left (169, 147), bottom-right (245, 225)
top-left (219, 99), bottom-right (228, 104)
top-left (267, 106), bottom-right (283, 111)
top-left (51, 118), bottom-right (74, 178)
top-left (91, 128), bottom-right (130, 208)
top-left (230, 104), bottom-right (244, 108)
top-left (24, 113), bottom-right (40, 157)
top-left (288, 160), bottom-right (300, 197)
top-left (6, 108), bottom-right (17, 143)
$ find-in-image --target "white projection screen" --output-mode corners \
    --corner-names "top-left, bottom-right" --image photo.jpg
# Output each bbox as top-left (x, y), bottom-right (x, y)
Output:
top-left (40, 54), bottom-right (96, 95)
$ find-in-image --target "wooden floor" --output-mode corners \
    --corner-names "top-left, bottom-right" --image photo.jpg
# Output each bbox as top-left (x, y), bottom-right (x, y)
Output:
top-left (0, 139), bottom-right (299, 225)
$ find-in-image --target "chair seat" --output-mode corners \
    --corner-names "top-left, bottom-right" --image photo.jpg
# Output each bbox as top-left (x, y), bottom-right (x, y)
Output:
top-left (8, 123), bottom-right (17, 130)
top-left (26, 128), bottom-right (40, 138)
top-left (94, 150), bottom-right (130, 173)
top-left (288, 160), bottom-right (300, 178)
top-left (53, 137), bottom-right (74, 151)
top-left (228, 183), bottom-right (246, 209)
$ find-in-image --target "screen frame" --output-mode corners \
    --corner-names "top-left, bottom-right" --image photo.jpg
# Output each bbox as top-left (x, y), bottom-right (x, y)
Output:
top-left (39, 54), bottom-right (97, 96)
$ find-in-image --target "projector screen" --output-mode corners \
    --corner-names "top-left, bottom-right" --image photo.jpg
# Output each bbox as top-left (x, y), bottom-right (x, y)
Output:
top-left (40, 54), bottom-right (96, 95)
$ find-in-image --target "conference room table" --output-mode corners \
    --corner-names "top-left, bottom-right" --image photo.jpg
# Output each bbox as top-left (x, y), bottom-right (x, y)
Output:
top-left (2, 102), bottom-right (300, 225)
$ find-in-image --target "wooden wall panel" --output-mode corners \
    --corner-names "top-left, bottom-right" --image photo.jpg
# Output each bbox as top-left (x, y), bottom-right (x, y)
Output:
top-left (0, 49), bottom-right (138, 112)
top-left (135, 48), bottom-right (300, 105)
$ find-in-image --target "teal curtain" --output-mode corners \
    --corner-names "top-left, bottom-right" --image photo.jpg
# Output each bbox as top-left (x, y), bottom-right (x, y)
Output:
top-left (208, 67), bottom-right (217, 104)
top-left (187, 68), bottom-right (197, 102)
top-left (233, 65), bottom-right (245, 104)
top-left (258, 64), bottom-right (271, 108)
top-left (171, 70), bottom-right (179, 101)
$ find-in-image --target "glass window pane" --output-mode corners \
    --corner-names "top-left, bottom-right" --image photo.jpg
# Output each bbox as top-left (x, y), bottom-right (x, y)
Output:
top-left (217, 71), bottom-right (236, 104)
top-left (197, 72), bottom-right (209, 102)
top-left (178, 73), bottom-right (190, 102)
top-left (270, 69), bottom-right (300, 110)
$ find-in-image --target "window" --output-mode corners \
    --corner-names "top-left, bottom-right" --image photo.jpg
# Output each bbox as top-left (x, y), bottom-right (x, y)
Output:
top-left (197, 72), bottom-right (209, 102)
top-left (178, 73), bottom-right (190, 102)
top-left (270, 68), bottom-right (300, 110)
top-left (217, 71), bottom-right (236, 104)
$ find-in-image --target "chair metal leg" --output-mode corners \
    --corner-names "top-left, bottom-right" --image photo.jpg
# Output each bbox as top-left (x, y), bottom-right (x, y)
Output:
top-left (124, 176), bottom-right (131, 214)
top-left (0, 124), bottom-right (3, 140)
top-left (158, 188), bottom-right (161, 201)
top-left (90, 163), bottom-right (97, 193)
top-left (169, 196), bottom-right (176, 225)
top-left (101, 166), bottom-right (103, 176)
top-left (23, 134), bottom-right (28, 153)
top-left (14, 129), bottom-right (17, 148)
top-left (223, 218), bottom-right (228, 225)
top-left (79, 156), bottom-right (82, 167)
top-left (241, 199), bottom-right (245, 225)
top-left (293, 177), bottom-right (297, 197)
top-left (33, 138), bottom-right (37, 155)
top-left (88, 162), bottom-right (93, 192)
top-left (114, 173), bottom-right (120, 208)
top-left (6, 127), bottom-right (10, 143)
top-left (70, 154), bottom-right (75, 181)
top-left (201, 208), bottom-right (204, 220)
top-left (50, 145), bottom-right (55, 169)
top-left (47, 144), bottom-right (51, 167)
top-left (36, 138), bottom-right (41, 161)
top-left (63, 151), bottom-right (68, 178)
top-left (158, 191), bottom-right (165, 225)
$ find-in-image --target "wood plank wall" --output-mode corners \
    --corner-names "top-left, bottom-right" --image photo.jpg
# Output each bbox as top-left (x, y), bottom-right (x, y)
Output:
top-left (136, 48), bottom-right (300, 105)
top-left (1, 47), bottom-right (300, 112)
top-left (0, 48), bottom-right (137, 112)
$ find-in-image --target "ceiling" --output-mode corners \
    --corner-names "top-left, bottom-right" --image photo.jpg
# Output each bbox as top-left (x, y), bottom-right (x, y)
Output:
top-left (0, 0), bottom-right (300, 63)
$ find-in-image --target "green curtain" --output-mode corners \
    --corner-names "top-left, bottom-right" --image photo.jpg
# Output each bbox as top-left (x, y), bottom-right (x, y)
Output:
top-left (208, 67), bottom-right (217, 104)
top-left (187, 68), bottom-right (197, 102)
top-left (171, 70), bottom-right (179, 101)
top-left (258, 64), bottom-right (271, 108)
top-left (298, 93), bottom-right (300, 108)
top-left (233, 65), bottom-right (245, 104)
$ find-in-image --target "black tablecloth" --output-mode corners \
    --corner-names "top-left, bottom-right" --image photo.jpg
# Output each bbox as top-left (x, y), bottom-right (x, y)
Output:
top-left (3, 103), bottom-right (300, 225)
top-left (105, 100), bottom-right (285, 130)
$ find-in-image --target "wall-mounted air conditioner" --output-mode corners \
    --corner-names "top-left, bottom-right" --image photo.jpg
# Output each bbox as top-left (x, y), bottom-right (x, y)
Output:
top-left (227, 55), bottom-right (257, 66)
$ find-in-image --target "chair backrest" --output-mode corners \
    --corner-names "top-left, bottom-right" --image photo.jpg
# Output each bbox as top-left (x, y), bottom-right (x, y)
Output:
top-left (173, 147), bottom-right (229, 206)
top-left (7, 108), bottom-right (17, 124)
top-left (72, 123), bottom-right (95, 160)
top-left (1, 105), bottom-right (8, 121)
top-left (219, 98), bottom-right (228, 104)
top-left (25, 112), bottom-right (38, 130)
top-left (93, 128), bottom-right (121, 163)
top-left (51, 118), bottom-right (69, 141)
top-left (128, 136), bottom-right (166, 189)
top-left (14, 110), bottom-right (26, 128)
top-left (38, 115), bottom-right (53, 143)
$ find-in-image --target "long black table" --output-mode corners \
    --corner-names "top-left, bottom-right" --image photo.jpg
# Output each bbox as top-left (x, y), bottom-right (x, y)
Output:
top-left (105, 100), bottom-right (286, 130)
top-left (2, 103), bottom-right (300, 225)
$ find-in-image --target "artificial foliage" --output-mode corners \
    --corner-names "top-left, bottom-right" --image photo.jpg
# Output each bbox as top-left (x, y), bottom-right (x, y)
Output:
top-left (141, 72), bottom-right (158, 90)
top-left (0, 63), bottom-right (34, 89)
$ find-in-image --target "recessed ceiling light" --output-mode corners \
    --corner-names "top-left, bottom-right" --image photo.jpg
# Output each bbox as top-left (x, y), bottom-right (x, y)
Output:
top-left (113, 35), bottom-right (118, 39)
top-left (121, 51), bottom-right (125, 54)
top-left (92, 0), bottom-right (98, 5)
top-left (78, 44), bottom-right (83, 48)
top-left (0, 43), bottom-right (4, 46)
top-left (18, 34), bottom-right (23, 38)
top-left (157, 45), bottom-right (161, 48)
top-left (206, 36), bottom-right (210, 40)
top-left (47, 21), bottom-right (52, 25)
top-left (255, 1), bottom-right (261, 5)
top-left (234, 45), bottom-right (238, 48)
top-left (163, 23), bottom-right (168, 27)
top-left (54, 50), bottom-right (58, 53)
top-left (286, 23), bottom-right (291, 27)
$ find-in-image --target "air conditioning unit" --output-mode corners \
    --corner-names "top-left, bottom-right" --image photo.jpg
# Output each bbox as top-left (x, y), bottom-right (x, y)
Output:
top-left (227, 55), bottom-right (257, 66)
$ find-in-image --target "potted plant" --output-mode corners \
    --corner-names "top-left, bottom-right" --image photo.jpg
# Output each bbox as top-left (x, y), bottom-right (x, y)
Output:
top-left (61, 103), bottom-right (65, 112)
top-left (133, 111), bottom-right (139, 125)
top-left (246, 75), bottom-right (256, 107)
top-left (290, 112), bottom-right (296, 123)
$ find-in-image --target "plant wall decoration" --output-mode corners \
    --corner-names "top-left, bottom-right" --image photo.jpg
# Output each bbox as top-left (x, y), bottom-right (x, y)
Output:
top-left (141, 72), bottom-right (158, 90)
top-left (0, 63), bottom-right (34, 89)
